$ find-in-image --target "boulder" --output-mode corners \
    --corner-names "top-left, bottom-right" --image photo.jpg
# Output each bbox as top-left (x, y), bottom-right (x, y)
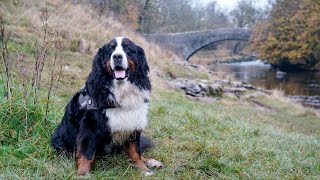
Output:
top-left (168, 78), bottom-right (187, 89)
top-left (198, 82), bottom-right (209, 93)
top-left (231, 81), bottom-right (244, 87)
top-left (185, 81), bottom-right (202, 97)
top-left (224, 87), bottom-right (247, 93)
top-left (208, 84), bottom-right (223, 97)
top-left (214, 79), bottom-right (231, 85)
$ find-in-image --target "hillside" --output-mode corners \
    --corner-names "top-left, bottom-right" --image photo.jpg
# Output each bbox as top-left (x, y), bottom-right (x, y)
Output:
top-left (0, 1), bottom-right (319, 179)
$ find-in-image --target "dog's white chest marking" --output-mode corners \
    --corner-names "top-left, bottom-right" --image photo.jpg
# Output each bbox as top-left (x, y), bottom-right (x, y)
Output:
top-left (106, 81), bottom-right (150, 133)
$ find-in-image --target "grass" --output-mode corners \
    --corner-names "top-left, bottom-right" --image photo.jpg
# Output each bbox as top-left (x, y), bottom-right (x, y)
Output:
top-left (1, 0), bottom-right (320, 179)
top-left (0, 91), bottom-right (319, 179)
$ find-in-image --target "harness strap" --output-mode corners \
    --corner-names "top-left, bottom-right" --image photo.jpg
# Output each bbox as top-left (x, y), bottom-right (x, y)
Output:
top-left (78, 92), bottom-right (99, 111)
top-left (78, 86), bottom-right (149, 111)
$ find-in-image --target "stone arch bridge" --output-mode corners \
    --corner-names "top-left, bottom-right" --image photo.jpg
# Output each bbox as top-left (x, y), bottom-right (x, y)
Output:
top-left (144, 28), bottom-right (251, 60)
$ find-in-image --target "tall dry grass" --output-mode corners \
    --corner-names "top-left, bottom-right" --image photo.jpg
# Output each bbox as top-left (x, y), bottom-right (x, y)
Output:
top-left (2, 0), bottom-right (190, 92)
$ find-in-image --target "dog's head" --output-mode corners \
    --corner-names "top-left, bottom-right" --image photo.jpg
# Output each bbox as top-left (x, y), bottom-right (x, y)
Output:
top-left (93, 37), bottom-right (149, 81)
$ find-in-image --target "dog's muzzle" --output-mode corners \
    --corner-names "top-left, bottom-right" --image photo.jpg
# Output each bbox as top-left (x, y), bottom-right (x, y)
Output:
top-left (111, 53), bottom-right (129, 80)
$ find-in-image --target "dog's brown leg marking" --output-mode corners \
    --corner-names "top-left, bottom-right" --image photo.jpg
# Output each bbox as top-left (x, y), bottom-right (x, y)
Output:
top-left (127, 142), bottom-right (150, 173)
top-left (76, 153), bottom-right (94, 176)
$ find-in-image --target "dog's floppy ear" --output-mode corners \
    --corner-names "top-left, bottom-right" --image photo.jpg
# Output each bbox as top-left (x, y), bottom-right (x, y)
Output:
top-left (137, 45), bottom-right (149, 76)
top-left (92, 46), bottom-right (106, 73)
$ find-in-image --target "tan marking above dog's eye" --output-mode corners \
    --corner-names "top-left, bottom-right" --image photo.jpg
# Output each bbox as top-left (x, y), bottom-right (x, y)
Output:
top-left (123, 41), bottom-right (129, 46)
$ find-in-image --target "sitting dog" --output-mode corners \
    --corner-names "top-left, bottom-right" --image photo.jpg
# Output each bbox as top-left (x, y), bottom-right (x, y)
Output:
top-left (51, 37), bottom-right (163, 176)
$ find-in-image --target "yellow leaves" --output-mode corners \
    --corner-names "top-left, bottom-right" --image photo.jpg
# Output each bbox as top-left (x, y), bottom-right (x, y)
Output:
top-left (251, 0), bottom-right (320, 67)
top-left (287, 51), bottom-right (302, 60)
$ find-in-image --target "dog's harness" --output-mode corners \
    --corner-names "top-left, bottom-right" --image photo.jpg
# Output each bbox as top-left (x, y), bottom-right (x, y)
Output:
top-left (78, 87), bottom-right (120, 110)
top-left (78, 91), bottom-right (99, 110)
top-left (78, 86), bottom-right (149, 111)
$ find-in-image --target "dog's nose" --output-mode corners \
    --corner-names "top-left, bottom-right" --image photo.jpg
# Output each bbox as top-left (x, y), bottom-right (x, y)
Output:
top-left (113, 54), bottom-right (123, 62)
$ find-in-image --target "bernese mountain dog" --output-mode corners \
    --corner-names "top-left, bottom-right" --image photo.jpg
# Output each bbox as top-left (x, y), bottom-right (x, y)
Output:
top-left (51, 37), bottom-right (163, 176)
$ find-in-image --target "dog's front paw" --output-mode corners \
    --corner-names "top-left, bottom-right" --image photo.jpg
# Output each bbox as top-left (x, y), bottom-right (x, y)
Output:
top-left (77, 156), bottom-right (93, 177)
top-left (143, 169), bottom-right (155, 176)
top-left (77, 169), bottom-right (90, 177)
top-left (145, 159), bottom-right (164, 169)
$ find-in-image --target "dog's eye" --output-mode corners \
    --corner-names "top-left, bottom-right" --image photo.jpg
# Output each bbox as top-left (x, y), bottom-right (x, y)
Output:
top-left (123, 41), bottom-right (129, 47)
top-left (110, 43), bottom-right (116, 50)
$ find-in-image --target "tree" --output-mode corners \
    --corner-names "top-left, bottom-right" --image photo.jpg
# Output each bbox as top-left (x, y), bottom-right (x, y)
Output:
top-left (230, 0), bottom-right (262, 28)
top-left (137, 0), bottom-right (151, 33)
top-left (201, 1), bottom-right (231, 29)
top-left (85, 0), bottom-right (143, 30)
top-left (251, 0), bottom-right (320, 69)
top-left (137, 0), bottom-right (232, 33)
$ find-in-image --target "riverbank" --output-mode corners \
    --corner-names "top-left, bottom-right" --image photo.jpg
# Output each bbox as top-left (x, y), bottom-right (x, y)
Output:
top-left (206, 60), bottom-right (320, 109)
top-left (166, 60), bottom-right (320, 111)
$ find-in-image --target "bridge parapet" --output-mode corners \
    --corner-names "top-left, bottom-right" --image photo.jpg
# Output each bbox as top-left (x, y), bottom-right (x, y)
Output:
top-left (144, 28), bottom-right (251, 60)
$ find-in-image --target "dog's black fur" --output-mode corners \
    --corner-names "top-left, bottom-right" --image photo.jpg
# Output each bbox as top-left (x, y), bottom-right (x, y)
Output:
top-left (51, 38), bottom-right (153, 161)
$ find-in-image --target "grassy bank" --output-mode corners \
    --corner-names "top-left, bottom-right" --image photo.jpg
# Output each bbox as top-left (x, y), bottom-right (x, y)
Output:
top-left (1, 90), bottom-right (319, 179)
top-left (1, 0), bottom-right (320, 179)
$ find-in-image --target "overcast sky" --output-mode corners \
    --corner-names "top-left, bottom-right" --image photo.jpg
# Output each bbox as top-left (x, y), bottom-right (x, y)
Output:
top-left (196, 0), bottom-right (269, 12)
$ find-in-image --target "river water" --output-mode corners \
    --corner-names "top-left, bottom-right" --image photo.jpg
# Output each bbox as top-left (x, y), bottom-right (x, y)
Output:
top-left (210, 60), bottom-right (320, 108)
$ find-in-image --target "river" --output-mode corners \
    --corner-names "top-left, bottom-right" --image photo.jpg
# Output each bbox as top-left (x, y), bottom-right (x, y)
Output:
top-left (210, 60), bottom-right (320, 109)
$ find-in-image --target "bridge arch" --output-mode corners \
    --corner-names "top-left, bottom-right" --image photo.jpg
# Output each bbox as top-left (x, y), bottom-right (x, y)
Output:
top-left (187, 38), bottom-right (250, 61)
top-left (144, 28), bottom-right (251, 60)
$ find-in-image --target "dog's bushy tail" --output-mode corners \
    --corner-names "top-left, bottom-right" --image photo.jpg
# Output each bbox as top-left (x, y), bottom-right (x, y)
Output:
top-left (140, 135), bottom-right (155, 152)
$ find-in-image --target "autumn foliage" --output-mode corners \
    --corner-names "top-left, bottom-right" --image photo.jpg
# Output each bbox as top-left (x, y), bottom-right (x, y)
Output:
top-left (251, 0), bottom-right (320, 70)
